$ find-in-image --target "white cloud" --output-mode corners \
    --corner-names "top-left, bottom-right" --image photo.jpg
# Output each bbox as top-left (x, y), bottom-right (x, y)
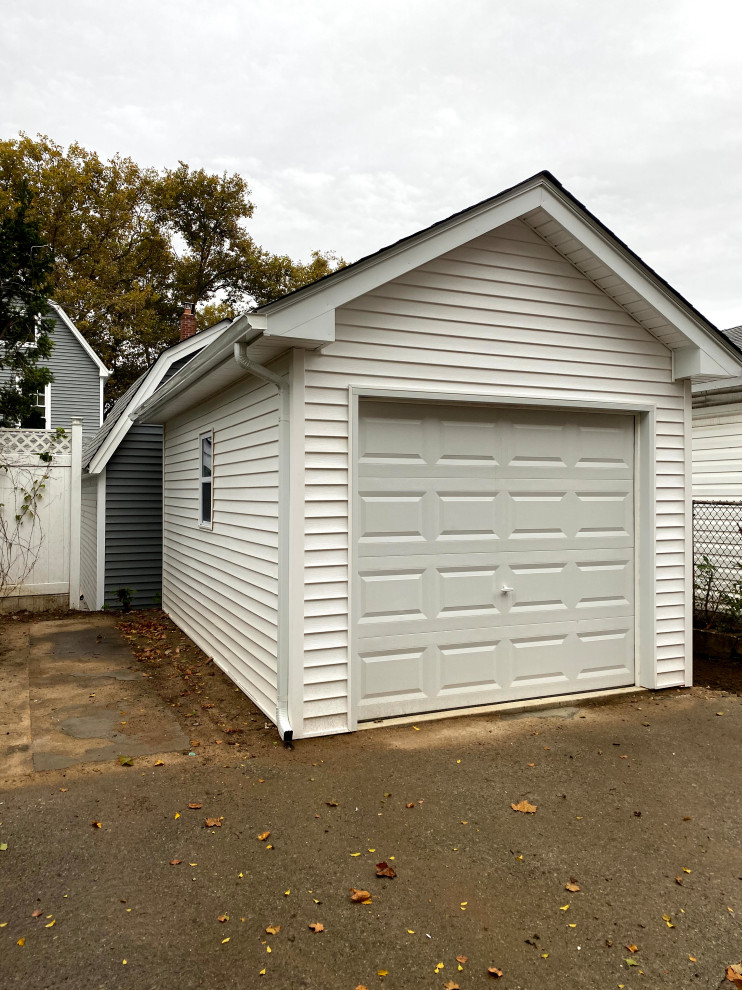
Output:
top-left (1, 0), bottom-right (741, 324)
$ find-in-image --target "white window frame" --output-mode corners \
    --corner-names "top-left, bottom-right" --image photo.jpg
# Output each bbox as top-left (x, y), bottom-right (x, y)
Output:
top-left (199, 430), bottom-right (214, 529)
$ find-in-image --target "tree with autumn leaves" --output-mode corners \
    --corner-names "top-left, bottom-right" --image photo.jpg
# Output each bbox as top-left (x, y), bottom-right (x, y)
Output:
top-left (0, 134), bottom-right (342, 406)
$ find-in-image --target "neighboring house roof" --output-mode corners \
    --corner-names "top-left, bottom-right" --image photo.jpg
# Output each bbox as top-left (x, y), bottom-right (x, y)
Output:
top-left (134, 170), bottom-right (742, 425)
top-left (83, 318), bottom-right (233, 474)
top-left (48, 302), bottom-right (110, 379)
top-left (721, 326), bottom-right (742, 350)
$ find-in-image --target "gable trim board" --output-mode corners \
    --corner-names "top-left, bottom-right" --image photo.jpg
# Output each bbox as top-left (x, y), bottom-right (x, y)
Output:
top-left (133, 173), bottom-right (742, 739)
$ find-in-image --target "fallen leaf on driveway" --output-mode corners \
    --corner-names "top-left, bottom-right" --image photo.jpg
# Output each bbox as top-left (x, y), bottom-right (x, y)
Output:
top-left (625, 958), bottom-right (638, 967)
top-left (727, 964), bottom-right (742, 987)
top-left (444, 982), bottom-right (460, 989)
top-left (625, 944), bottom-right (638, 953)
top-left (188, 803), bottom-right (203, 810)
top-left (662, 914), bottom-right (675, 928)
top-left (406, 803), bottom-right (415, 808)
top-left (91, 821), bottom-right (102, 829)
top-left (218, 914), bottom-right (229, 923)
top-left (154, 760), bottom-right (165, 766)
top-left (221, 937), bottom-right (230, 944)
top-left (376, 862), bottom-right (397, 878)
top-left (377, 971), bottom-right (388, 977)
top-left (258, 831), bottom-right (270, 841)
top-left (45, 920), bottom-right (56, 928)
top-left (16, 937), bottom-right (24, 946)
top-left (169, 859), bottom-right (182, 866)
top-left (675, 876), bottom-right (683, 885)
top-left (118, 756), bottom-right (134, 766)
top-left (350, 889), bottom-right (372, 903)
top-left (32, 910), bottom-right (42, 918)
top-left (511, 800), bottom-right (537, 814)
top-left (326, 801), bottom-right (339, 807)
top-left (487, 966), bottom-right (503, 978)
top-left (308, 922), bottom-right (324, 932)
top-left (565, 882), bottom-right (580, 892)
top-left (266, 925), bottom-right (280, 935)
top-left (355, 985), bottom-right (369, 990)
top-left (205, 818), bottom-right (222, 828)
top-left (456, 955), bottom-right (468, 964)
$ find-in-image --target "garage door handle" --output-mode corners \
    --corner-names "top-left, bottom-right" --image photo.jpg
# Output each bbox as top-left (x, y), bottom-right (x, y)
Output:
top-left (501, 585), bottom-right (514, 594)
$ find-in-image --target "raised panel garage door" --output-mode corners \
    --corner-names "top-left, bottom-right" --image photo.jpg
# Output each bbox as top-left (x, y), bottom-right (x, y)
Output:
top-left (354, 400), bottom-right (635, 721)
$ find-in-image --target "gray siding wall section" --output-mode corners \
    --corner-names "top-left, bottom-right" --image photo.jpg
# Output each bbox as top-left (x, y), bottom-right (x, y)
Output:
top-left (46, 311), bottom-right (101, 437)
top-left (79, 473), bottom-right (99, 609)
top-left (0, 309), bottom-right (102, 436)
top-left (104, 424), bottom-right (163, 608)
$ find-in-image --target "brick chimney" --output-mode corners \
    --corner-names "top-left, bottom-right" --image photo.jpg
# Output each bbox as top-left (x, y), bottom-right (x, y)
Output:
top-left (180, 303), bottom-right (196, 341)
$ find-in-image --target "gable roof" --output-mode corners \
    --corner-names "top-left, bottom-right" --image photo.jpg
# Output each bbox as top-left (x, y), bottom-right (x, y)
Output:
top-left (48, 302), bottom-right (110, 378)
top-left (83, 318), bottom-right (233, 473)
top-left (134, 171), bottom-right (742, 425)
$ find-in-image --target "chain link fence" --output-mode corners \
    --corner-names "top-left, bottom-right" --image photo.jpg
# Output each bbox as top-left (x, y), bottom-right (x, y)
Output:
top-left (693, 500), bottom-right (742, 627)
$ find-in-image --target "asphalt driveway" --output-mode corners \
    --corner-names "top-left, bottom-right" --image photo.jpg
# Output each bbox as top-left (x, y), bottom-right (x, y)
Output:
top-left (1, 613), bottom-right (742, 989)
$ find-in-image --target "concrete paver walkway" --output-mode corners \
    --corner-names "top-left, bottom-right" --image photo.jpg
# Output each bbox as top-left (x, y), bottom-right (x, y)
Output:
top-left (1, 615), bottom-right (188, 775)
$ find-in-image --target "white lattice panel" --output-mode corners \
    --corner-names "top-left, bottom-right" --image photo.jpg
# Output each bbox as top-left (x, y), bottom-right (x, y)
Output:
top-left (0, 429), bottom-right (71, 463)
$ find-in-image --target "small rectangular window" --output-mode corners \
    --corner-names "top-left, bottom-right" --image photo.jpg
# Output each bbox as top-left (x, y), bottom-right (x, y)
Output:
top-left (199, 432), bottom-right (213, 527)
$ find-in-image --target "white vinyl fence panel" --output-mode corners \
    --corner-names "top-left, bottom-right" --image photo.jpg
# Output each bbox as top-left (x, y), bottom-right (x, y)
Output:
top-left (0, 425), bottom-right (82, 603)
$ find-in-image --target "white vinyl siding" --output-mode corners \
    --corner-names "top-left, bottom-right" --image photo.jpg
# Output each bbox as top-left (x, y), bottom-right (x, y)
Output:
top-left (300, 218), bottom-right (689, 736)
top-left (79, 473), bottom-right (99, 609)
top-left (692, 403), bottom-right (742, 498)
top-left (163, 376), bottom-right (280, 719)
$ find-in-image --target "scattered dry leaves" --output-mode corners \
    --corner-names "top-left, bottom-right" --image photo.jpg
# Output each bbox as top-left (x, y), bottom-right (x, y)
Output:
top-left (444, 982), bottom-right (460, 990)
top-left (217, 914), bottom-right (229, 923)
top-left (456, 955), bottom-right (468, 964)
top-left (308, 922), bottom-right (324, 933)
top-left (205, 818), bottom-right (222, 828)
top-left (376, 861), bottom-right (397, 879)
top-left (326, 801), bottom-right (339, 807)
top-left (258, 831), bottom-right (271, 841)
top-left (266, 925), bottom-right (280, 935)
top-left (726, 965), bottom-right (742, 988)
top-left (31, 909), bottom-right (43, 918)
top-left (565, 882), bottom-right (581, 892)
top-left (169, 859), bottom-right (182, 866)
top-left (626, 944), bottom-right (638, 953)
top-left (488, 966), bottom-right (504, 978)
top-left (91, 821), bottom-right (102, 829)
top-left (350, 888), bottom-right (372, 903)
top-left (511, 800), bottom-right (537, 814)
top-left (188, 803), bottom-right (203, 810)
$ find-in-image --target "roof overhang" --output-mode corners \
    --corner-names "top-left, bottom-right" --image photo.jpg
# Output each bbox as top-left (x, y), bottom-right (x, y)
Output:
top-left (134, 172), bottom-right (742, 422)
top-left (86, 319), bottom-right (232, 474)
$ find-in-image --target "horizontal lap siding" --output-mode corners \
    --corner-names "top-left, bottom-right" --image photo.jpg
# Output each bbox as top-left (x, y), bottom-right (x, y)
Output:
top-left (104, 425), bottom-right (163, 608)
top-left (163, 377), bottom-right (280, 719)
top-left (692, 404), bottom-right (742, 498)
top-left (301, 218), bottom-right (687, 737)
top-left (46, 311), bottom-right (101, 437)
top-left (79, 474), bottom-right (98, 609)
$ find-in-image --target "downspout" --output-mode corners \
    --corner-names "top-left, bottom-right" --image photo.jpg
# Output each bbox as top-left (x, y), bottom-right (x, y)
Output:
top-left (233, 340), bottom-right (293, 745)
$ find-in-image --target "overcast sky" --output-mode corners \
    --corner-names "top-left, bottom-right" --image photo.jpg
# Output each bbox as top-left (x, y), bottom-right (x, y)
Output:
top-left (2, 0), bottom-right (741, 327)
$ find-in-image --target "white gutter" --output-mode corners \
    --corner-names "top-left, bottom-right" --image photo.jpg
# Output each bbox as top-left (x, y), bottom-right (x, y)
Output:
top-left (233, 340), bottom-right (294, 746)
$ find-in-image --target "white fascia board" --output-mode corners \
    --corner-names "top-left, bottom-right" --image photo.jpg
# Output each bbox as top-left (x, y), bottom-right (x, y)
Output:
top-left (87, 321), bottom-right (232, 474)
top-left (260, 184), bottom-right (545, 338)
top-left (48, 302), bottom-right (110, 378)
top-left (131, 316), bottom-right (261, 424)
top-left (540, 190), bottom-right (742, 377)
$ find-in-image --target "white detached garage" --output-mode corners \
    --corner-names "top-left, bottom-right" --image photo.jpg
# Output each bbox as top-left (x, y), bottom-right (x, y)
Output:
top-left (134, 171), bottom-right (742, 740)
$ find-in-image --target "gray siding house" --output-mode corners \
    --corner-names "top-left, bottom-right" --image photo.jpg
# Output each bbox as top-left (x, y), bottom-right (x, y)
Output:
top-left (79, 317), bottom-right (232, 610)
top-left (0, 302), bottom-right (108, 437)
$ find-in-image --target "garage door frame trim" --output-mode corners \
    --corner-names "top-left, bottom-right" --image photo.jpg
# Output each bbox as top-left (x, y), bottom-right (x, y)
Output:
top-left (347, 386), bottom-right (657, 730)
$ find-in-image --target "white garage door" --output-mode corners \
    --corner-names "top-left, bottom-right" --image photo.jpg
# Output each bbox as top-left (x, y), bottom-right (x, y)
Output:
top-left (354, 400), bottom-right (635, 721)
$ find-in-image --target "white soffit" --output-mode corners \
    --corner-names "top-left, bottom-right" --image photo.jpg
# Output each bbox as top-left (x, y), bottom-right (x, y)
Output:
top-left (520, 200), bottom-right (739, 377)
